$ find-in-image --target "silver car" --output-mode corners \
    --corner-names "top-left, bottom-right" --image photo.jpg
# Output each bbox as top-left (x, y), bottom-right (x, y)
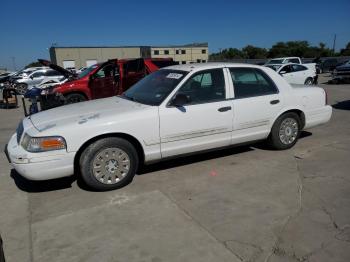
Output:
top-left (15, 68), bottom-right (64, 94)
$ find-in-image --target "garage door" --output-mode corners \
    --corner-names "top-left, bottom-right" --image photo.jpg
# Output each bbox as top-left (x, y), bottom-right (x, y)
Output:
top-left (86, 60), bottom-right (97, 67)
top-left (63, 60), bottom-right (75, 69)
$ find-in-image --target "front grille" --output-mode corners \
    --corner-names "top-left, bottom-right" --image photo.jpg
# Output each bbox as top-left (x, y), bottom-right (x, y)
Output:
top-left (16, 121), bottom-right (24, 144)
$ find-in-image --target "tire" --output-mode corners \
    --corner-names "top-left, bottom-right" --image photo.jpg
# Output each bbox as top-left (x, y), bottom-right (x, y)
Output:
top-left (79, 137), bottom-right (139, 191)
top-left (65, 93), bottom-right (87, 104)
top-left (267, 112), bottom-right (301, 150)
top-left (304, 77), bottom-right (313, 85)
top-left (16, 83), bottom-right (28, 95)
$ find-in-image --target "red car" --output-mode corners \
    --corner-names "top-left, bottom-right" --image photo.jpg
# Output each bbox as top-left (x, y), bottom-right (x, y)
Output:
top-left (39, 58), bottom-right (177, 104)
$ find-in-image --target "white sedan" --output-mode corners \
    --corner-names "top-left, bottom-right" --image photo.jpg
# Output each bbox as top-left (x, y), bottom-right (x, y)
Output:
top-left (5, 63), bottom-right (332, 191)
top-left (266, 63), bottom-right (317, 85)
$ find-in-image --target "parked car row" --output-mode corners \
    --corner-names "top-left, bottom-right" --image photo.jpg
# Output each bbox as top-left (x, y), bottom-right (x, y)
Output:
top-left (5, 63), bottom-right (332, 191)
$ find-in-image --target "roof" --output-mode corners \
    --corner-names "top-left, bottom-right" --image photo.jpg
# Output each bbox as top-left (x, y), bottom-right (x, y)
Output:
top-left (164, 62), bottom-right (264, 72)
top-left (50, 43), bottom-right (208, 49)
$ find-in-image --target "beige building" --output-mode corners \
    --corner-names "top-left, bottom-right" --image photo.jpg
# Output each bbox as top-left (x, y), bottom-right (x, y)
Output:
top-left (151, 43), bottom-right (208, 64)
top-left (49, 43), bottom-right (208, 68)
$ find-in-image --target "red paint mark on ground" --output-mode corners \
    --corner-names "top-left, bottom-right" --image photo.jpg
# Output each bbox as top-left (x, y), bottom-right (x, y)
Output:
top-left (210, 171), bottom-right (218, 177)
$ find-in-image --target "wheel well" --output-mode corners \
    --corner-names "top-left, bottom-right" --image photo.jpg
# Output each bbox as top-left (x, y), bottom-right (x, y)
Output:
top-left (279, 109), bottom-right (305, 129)
top-left (73, 133), bottom-right (145, 174)
top-left (64, 92), bottom-right (88, 99)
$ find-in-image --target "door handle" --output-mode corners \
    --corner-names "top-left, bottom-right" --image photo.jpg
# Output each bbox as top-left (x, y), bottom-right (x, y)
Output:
top-left (270, 100), bottom-right (280, 105)
top-left (218, 106), bottom-right (232, 112)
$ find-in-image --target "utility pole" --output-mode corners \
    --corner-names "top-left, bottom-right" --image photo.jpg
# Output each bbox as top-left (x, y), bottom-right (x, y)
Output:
top-left (11, 57), bottom-right (16, 71)
top-left (332, 34), bottom-right (337, 55)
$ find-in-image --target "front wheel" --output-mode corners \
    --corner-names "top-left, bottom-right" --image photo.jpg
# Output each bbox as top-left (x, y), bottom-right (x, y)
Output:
top-left (267, 112), bottom-right (301, 150)
top-left (16, 83), bottom-right (28, 95)
top-left (79, 137), bottom-right (139, 191)
top-left (65, 93), bottom-right (87, 104)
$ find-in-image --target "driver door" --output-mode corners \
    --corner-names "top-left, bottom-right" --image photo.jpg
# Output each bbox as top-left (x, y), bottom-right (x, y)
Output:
top-left (89, 63), bottom-right (119, 99)
top-left (279, 65), bottom-right (296, 84)
top-left (159, 68), bottom-right (233, 158)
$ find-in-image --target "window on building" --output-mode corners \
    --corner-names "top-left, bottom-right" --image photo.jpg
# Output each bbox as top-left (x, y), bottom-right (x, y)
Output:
top-left (202, 49), bottom-right (206, 54)
top-left (202, 60), bottom-right (206, 63)
top-left (229, 68), bottom-right (278, 99)
top-left (181, 61), bottom-right (187, 64)
top-left (164, 50), bottom-right (169, 55)
top-left (181, 50), bottom-right (186, 54)
top-left (154, 50), bottom-right (159, 55)
top-left (176, 50), bottom-right (179, 55)
top-left (197, 59), bottom-right (201, 63)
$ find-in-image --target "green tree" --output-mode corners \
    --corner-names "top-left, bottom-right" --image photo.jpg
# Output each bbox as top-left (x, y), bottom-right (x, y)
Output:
top-left (340, 42), bottom-right (350, 56)
top-left (242, 45), bottom-right (268, 59)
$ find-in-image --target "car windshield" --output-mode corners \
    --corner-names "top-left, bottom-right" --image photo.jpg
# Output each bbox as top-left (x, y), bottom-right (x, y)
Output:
top-left (266, 65), bottom-right (282, 71)
top-left (266, 59), bottom-right (284, 64)
top-left (121, 69), bottom-right (188, 106)
top-left (78, 64), bottom-right (98, 78)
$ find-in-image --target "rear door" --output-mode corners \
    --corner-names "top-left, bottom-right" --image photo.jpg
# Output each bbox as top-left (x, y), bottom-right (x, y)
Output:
top-left (291, 64), bottom-right (309, 84)
top-left (279, 65), bottom-right (296, 84)
top-left (122, 59), bottom-right (146, 90)
top-left (229, 67), bottom-right (283, 143)
top-left (159, 68), bottom-right (233, 158)
top-left (89, 62), bottom-right (119, 99)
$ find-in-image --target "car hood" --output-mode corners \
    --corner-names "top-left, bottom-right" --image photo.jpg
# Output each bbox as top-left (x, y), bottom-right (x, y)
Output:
top-left (29, 96), bottom-right (149, 132)
top-left (38, 59), bottom-right (76, 78)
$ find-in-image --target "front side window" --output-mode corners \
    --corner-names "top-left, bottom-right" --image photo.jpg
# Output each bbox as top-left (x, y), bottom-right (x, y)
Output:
top-left (280, 65), bottom-right (292, 73)
top-left (181, 50), bottom-right (186, 54)
top-left (154, 50), bottom-right (159, 55)
top-left (94, 64), bottom-right (116, 78)
top-left (122, 69), bottom-right (188, 106)
top-left (164, 50), bottom-right (169, 55)
top-left (46, 70), bottom-right (62, 76)
top-left (291, 64), bottom-right (307, 72)
top-left (229, 68), bottom-right (278, 99)
top-left (175, 69), bottom-right (226, 105)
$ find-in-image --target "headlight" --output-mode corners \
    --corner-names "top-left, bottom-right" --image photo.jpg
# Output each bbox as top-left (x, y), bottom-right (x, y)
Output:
top-left (21, 133), bottom-right (66, 152)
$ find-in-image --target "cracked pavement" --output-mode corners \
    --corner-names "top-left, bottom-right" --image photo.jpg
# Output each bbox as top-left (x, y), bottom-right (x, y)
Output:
top-left (0, 75), bottom-right (349, 262)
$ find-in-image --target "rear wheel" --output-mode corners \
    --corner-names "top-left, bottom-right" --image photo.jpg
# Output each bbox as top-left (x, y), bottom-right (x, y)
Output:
top-left (65, 93), bottom-right (87, 104)
top-left (79, 137), bottom-right (139, 191)
top-left (268, 112), bottom-right (301, 150)
top-left (304, 77), bottom-right (313, 85)
top-left (16, 83), bottom-right (28, 95)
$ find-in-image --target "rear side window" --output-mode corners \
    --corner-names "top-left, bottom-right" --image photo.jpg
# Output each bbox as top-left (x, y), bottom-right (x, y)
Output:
top-left (287, 58), bottom-right (300, 63)
top-left (229, 68), bottom-right (278, 99)
top-left (46, 70), bottom-right (62, 76)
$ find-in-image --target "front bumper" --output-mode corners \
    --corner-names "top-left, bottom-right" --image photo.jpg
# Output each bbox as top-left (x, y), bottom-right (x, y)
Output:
top-left (6, 133), bottom-right (75, 180)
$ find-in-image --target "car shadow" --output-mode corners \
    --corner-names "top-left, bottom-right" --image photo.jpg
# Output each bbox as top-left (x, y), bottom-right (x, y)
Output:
top-left (138, 145), bottom-right (254, 175)
top-left (10, 169), bottom-right (76, 193)
top-left (332, 100), bottom-right (350, 110)
top-left (253, 131), bottom-right (312, 150)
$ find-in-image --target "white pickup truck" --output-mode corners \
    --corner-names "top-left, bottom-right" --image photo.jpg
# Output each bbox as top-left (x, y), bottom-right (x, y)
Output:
top-left (265, 57), bottom-right (316, 72)
top-left (5, 63), bottom-right (332, 191)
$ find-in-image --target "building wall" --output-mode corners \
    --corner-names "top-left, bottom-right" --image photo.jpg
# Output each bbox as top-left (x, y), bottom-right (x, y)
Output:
top-left (150, 46), bottom-right (209, 64)
top-left (50, 44), bottom-right (209, 68)
top-left (51, 47), bottom-right (142, 68)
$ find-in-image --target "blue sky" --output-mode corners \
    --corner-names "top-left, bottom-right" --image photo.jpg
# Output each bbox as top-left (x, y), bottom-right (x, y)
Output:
top-left (1, 0), bottom-right (349, 70)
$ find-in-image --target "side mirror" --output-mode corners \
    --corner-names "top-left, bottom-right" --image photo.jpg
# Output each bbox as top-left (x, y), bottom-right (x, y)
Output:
top-left (279, 70), bottom-right (287, 75)
top-left (170, 93), bottom-right (190, 107)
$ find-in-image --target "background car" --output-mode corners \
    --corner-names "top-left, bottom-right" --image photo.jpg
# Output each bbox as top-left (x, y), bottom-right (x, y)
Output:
top-left (14, 68), bottom-right (65, 95)
top-left (266, 63), bottom-right (317, 85)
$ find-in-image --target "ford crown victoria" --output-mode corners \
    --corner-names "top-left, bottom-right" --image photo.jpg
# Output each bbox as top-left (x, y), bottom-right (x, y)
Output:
top-left (5, 63), bottom-right (332, 191)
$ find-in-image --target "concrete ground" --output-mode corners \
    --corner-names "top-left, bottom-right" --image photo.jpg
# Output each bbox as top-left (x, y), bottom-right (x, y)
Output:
top-left (0, 74), bottom-right (349, 262)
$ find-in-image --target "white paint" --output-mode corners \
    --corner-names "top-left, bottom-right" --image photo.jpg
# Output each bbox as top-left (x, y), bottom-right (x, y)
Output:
top-left (62, 60), bottom-right (75, 69)
top-left (86, 59), bottom-right (97, 67)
